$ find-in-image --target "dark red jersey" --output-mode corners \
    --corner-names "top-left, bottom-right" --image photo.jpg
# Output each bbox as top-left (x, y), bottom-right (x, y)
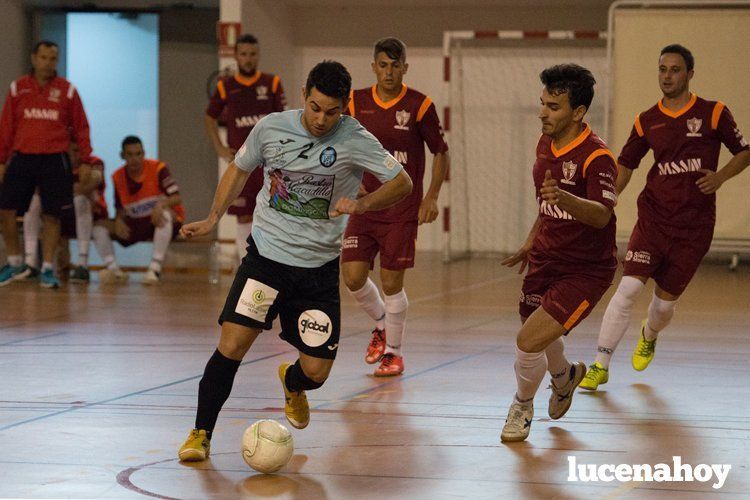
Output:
top-left (0, 75), bottom-right (92, 163)
top-left (206, 72), bottom-right (287, 150)
top-left (346, 84), bottom-right (448, 222)
top-left (531, 124), bottom-right (618, 272)
top-left (618, 93), bottom-right (748, 228)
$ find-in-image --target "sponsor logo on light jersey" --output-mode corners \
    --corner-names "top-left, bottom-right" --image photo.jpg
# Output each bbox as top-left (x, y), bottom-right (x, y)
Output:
top-left (24, 108), bottom-right (59, 121)
top-left (235, 114), bottom-right (267, 128)
top-left (657, 157), bottom-right (702, 176)
top-left (539, 199), bottom-right (574, 220)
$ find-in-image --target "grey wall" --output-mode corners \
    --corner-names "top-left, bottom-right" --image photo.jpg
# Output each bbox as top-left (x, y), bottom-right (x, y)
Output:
top-left (159, 7), bottom-right (219, 222)
top-left (0, 0), bottom-right (30, 92)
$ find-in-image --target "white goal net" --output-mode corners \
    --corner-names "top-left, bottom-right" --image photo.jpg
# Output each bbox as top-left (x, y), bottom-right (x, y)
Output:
top-left (446, 38), bottom-right (608, 260)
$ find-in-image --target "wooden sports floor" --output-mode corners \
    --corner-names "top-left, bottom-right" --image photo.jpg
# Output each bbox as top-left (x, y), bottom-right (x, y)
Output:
top-left (1, 253), bottom-right (748, 499)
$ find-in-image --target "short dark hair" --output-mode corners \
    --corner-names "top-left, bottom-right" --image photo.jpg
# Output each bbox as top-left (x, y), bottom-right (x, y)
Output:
top-left (373, 37), bottom-right (406, 62)
top-left (121, 135), bottom-right (143, 150)
top-left (32, 40), bottom-right (58, 54)
top-left (235, 33), bottom-right (258, 50)
top-left (305, 61), bottom-right (352, 101)
top-left (540, 63), bottom-right (596, 111)
top-left (660, 44), bottom-right (694, 72)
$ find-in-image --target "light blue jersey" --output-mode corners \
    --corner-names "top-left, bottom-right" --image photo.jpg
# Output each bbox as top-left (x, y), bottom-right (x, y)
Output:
top-left (234, 109), bottom-right (404, 267)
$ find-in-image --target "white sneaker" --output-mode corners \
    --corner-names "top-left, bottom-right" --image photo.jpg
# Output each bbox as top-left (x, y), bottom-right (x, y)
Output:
top-left (142, 268), bottom-right (161, 285)
top-left (548, 361), bottom-right (586, 420)
top-left (99, 268), bottom-right (129, 284)
top-left (501, 401), bottom-right (534, 443)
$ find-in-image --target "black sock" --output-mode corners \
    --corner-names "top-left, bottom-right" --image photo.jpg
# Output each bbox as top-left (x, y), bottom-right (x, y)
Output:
top-left (284, 359), bottom-right (324, 392)
top-left (195, 349), bottom-right (241, 434)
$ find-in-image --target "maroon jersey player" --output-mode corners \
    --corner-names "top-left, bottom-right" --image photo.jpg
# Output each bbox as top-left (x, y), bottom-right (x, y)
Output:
top-left (205, 33), bottom-right (287, 260)
top-left (579, 44), bottom-right (750, 391)
top-left (341, 38), bottom-right (449, 377)
top-left (500, 64), bottom-right (617, 443)
top-left (581, 45), bottom-right (750, 390)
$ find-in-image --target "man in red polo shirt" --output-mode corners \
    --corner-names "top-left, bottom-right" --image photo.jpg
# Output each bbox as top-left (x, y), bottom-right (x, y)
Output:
top-left (0, 40), bottom-right (92, 289)
top-left (205, 33), bottom-right (287, 261)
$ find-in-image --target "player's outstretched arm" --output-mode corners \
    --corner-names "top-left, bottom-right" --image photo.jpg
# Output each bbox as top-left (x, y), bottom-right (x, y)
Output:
top-left (615, 163), bottom-right (634, 195)
top-left (501, 216), bottom-right (540, 274)
top-left (204, 115), bottom-right (236, 163)
top-left (330, 170), bottom-right (412, 218)
top-left (696, 149), bottom-right (750, 194)
top-left (419, 151), bottom-right (450, 224)
top-left (181, 162), bottom-right (250, 238)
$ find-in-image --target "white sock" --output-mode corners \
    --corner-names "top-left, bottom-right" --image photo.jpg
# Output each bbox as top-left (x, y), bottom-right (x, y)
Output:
top-left (645, 293), bottom-right (677, 340)
top-left (545, 337), bottom-right (571, 388)
top-left (349, 278), bottom-right (386, 330)
top-left (383, 289), bottom-right (408, 356)
top-left (73, 195), bottom-right (92, 267)
top-left (92, 225), bottom-right (118, 268)
top-left (151, 211), bottom-right (173, 273)
top-left (42, 261), bottom-right (53, 272)
top-left (595, 276), bottom-right (645, 368)
top-left (8, 254), bottom-right (23, 267)
top-left (236, 221), bottom-right (252, 260)
top-left (23, 194), bottom-right (42, 267)
top-left (514, 347), bottom-right (547, 404)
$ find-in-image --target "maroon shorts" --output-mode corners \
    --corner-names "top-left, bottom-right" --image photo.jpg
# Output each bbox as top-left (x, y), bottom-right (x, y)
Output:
top-left (341, 217), bottom-right (418, 270)
top-left (227, 168), bottom-right (263, 217)
top-left (519, 260), bottom-right (614, 332)
top-left (623, 218), bottom-right (713, 296)
top-left (114, 216), bottom-right (183, 247)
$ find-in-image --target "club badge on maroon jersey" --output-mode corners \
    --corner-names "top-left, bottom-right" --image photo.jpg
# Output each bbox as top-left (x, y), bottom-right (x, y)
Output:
top-left (686, 117), bottom-right (702, 137)
top-left (48, 88), bottom-right (61, 103)
top-left (561, 161), bottom-right (577, 185)
top-left (394, 110), bottom-right (410, 130)
top-left (256, 85), bottom-right (268, 101)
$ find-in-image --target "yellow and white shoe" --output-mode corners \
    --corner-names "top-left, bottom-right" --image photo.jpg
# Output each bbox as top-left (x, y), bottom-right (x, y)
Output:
top-left (178, 429), bottom-right (210, 462)
top-left (579, 361), bottom-right (609, 391)
top-left (632, 320), bottom-right (658, 371)
top-left (278, 363), bottom-right (310, 429)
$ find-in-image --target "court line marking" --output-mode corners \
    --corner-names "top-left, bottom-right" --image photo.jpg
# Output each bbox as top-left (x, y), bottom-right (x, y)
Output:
top-left (0, 274), bottom-right (512, 432)
top-left (0, 331), bottom-right (69, 346)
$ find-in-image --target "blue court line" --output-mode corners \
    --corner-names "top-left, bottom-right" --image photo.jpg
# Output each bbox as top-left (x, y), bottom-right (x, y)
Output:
top-left (314, 346), bottom-right (502, 410)
top-left (0, 349), bottom-right (293, 432)
top-left (0, 331), bottom-right (69, 346)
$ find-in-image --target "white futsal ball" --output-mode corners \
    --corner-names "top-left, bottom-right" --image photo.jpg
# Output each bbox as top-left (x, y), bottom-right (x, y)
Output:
top-left (241, 419), bottom-right (294, 474)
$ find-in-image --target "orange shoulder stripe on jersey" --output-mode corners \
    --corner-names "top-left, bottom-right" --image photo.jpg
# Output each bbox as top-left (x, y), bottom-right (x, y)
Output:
top-left (416, 97), bottom-right (433, 122)
top-left (564, 299), bottom-right (590, 330)
top-left (711, 101), bottom-right (726, 130)
top-left (634, 113), bottom-right (644, 137)
top-left (271, 75), bottom-right (280, 93)
top-left (347, 90), bottom-right (355, 117)
top-left (217, 80), bottom-right (226, 100)
top-left (583, 148), bottom-right (616, 177)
